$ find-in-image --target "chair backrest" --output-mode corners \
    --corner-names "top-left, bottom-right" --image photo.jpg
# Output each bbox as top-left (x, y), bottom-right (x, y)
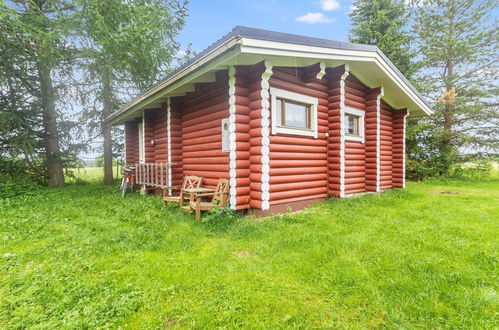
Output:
top-left (182, 176), bottom-right (202, 190)
top-left (212, 178), bottom-right (230, 205)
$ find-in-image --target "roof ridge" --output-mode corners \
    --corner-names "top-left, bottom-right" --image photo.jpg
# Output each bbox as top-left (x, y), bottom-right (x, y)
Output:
top-left (229, 25), bottom-right (378, 52)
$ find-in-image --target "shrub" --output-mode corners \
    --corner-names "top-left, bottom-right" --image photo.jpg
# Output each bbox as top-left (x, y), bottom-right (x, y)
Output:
top-left (0, 174), bottom-right (45, 199)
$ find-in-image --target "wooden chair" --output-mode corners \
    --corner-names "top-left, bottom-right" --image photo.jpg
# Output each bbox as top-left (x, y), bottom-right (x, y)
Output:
top-left (189, 178), bottom-right (230, 220)
top-left (162, 175), bottom-right (202, 208)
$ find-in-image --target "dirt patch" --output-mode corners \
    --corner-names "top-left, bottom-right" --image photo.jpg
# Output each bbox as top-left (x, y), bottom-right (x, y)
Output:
top-left (440, 191), bottom-right (459, 195)
top-left (233, 250), bottom-right (256, 258)
top-left (162, 317), bottom-right (177, 328)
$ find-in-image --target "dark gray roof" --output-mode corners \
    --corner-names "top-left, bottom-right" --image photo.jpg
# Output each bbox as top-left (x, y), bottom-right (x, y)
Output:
top-left (107, 26), bottom-right (430, 123)
top-left (232, 25), bottom-right (378, 51)
top-left (135, 25), bottom-right (380, 99)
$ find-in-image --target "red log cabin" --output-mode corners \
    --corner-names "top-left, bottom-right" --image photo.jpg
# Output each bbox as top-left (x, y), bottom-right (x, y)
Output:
top-left (105, 26), bottom-right (432, 214)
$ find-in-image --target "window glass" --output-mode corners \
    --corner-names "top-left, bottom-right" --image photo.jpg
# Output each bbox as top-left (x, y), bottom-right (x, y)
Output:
top-left (345, 115), bottom-right (359, 136)
top-left (278, 98), bottom-right (310, 129)
top-left (270, 87), bottom-right (318, 138)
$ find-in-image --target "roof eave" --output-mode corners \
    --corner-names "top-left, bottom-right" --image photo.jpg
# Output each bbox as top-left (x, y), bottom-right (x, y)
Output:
top-left (105, 27), bottom-right (432, 125)
top-left (105, 36), bottom-right (242, 125)
top-left (238, 37), bottom-right (433, 116)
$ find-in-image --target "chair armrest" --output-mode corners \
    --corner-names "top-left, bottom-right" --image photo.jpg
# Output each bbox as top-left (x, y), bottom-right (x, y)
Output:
top-left (194, 191), bottom-right (224, 198)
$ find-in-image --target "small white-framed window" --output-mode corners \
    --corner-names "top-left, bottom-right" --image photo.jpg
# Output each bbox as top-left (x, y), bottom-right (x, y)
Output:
top-left (343, 107), bottom-right (365, 143)
top-left (270, 87), bottom-right (318, 138)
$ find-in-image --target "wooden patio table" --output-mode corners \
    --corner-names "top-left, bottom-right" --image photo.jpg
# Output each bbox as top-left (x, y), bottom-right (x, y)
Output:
top-left (180, 187), bottom-right (216, 211)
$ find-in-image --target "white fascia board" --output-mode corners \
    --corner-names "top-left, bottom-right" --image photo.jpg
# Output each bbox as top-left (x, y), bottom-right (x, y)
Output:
top-left (108, 38), bottom-right (241, 125)
top-left (241, 38), bottom-right (375, 58)
top-left (239, 38), bottom-right (432, 116)
top-left (240, 45), bottom-right (375, 62)
top-left (371, 53), bottom-right (432, 115)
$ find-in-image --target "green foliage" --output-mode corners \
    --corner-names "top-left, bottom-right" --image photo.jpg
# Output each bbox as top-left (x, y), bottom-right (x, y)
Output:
top-left (78, 0), bottom-right (188, 89)
top-left (406, 118), bottom-right (459, 180)
top-left (0, 172), bottom-right (498, 327)
top-left (0, 156), bottom-right (45, 183)
top-left (76, 0), bottom-right (188, 184)
top-left (0, 174), bottom-right (45, 199)
top-left (1, 0), bottom-right (188, 185)
top-left (450, 157), bottom-right (495, 179)
top-left (349, 0), bottom-right (417, 78)
top-left (200, 206), bottom-right (239, 225)
top-left (349, 0), bottom-right (498, 178)
top-left (407, 118), bottom-right (495, 180)
top-left (0, 0), bottom-right (84, 186)
top-left (0, 2), bottom-right (48, 181)
top-left (410, 0), bottom-right (499, 176)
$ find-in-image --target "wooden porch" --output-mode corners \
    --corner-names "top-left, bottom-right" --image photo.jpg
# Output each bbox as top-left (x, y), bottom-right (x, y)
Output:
top-left (134, 162), bottom-right (174, 190)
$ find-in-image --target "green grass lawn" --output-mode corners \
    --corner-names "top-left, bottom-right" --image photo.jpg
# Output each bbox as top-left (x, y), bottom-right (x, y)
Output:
top-left (0, 173), bottom-right (497, 328)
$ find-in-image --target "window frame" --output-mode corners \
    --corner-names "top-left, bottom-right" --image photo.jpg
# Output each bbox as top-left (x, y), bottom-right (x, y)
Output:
top-left (270, 87), bottom-right (318, 138)
top-left (343, 107), bottom-right (365, 143)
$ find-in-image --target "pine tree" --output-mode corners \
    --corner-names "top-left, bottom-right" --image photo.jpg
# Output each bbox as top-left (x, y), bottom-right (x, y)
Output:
top-left (0, 0), bottom-right (79, 187)
top-left (349, 0), bottom-right (417, 78)
top-left (78, 0), bottom-right (187, 184)
top-left (411, 0), bottom-right (498, 176)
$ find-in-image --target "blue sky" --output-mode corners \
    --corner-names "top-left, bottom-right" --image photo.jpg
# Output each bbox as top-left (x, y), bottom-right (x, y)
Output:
top-left (176, 0), bottom-right (355, 54)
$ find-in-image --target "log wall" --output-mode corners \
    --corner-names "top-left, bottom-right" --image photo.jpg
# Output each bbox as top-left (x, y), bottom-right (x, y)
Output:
top-left (326, 66), bottom-right (345, 197)
top-left (267, 67), bottom-right (329, 205)
top-left (234, 67), bottom-right (252, 209)
top-left (392, 108), bottom-right (407, 188)
top-left (343, 75), bottom-right (368, 195)
top-left (125, 65), bottom-right (408, 210)
top-left (143, 108), bottom-right (168, 163)
top-left (247, 63), bottom-right (267, 210)
top-left (170, 98), bottom-right (183, 187)
top-left (379, 100), bottom-right (394, 189)
top-left (365, 88), bottom-right (381, 192)
top-left (142, 108), bottom-right (168, 188)
top-left (154, 105), bottom-right (168, 163)
top-left (143, 109), bottom-right (157, 164)
top-left (124, 120), bottom-right (139, 164)
top-left (181, 70), bottom-right (230, 189)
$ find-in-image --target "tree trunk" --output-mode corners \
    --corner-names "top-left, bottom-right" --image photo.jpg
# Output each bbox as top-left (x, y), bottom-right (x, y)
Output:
top-left (37, 61), bottom-right (65, 188)
top-left (443, 60), bottom-right (454, 149)
top-left (102, 67), bottom-right (114, 185)
top-left (443, 6), bottom-right (455, 147)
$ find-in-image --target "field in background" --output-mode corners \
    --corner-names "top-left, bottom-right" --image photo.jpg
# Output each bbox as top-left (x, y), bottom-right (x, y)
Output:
top-left (67, 166), bottom-right (123, 183)
top-left (0, 171), bottom-right (497, 328)
top-left (492, 162), bottom-right (499, 178)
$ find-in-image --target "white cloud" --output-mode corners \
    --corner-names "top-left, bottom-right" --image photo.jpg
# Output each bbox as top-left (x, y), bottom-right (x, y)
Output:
top-left (295, 12), bottom-right (335, 24)
top-left (320, 0), bottom-right (341, 11)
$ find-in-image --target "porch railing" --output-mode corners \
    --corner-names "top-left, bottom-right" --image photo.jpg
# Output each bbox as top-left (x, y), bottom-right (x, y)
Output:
top-left (134, 163), bottom-right (173, 189)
